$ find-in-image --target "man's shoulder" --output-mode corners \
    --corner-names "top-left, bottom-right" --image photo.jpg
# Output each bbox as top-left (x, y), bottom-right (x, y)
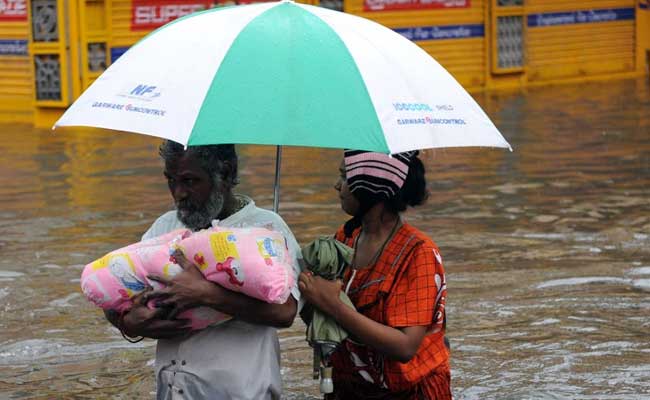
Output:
top-left (246, 206), bottom-right (291, 232)
top-left (142, 210), bottom-right (182, 240)
top-left (235, 199), bottom-right (287, 227)
top-left (154, 210), bottom-right (178, 222)
top-left (248, 205), bottom-right (284, 221)
top-left (235, 202), bottom-right (299, 247)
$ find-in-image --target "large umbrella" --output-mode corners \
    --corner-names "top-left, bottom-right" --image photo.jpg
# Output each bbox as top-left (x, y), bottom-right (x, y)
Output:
top-left (53, 0), bottom-right (511, 210)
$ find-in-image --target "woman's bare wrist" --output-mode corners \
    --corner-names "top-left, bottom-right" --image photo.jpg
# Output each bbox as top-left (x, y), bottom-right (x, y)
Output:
top-left (327, 295), bottom-right (346, 321)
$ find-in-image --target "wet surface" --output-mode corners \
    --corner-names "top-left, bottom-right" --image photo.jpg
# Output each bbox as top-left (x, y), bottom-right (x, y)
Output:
top-left (0, 78), bottom-right (649, 399)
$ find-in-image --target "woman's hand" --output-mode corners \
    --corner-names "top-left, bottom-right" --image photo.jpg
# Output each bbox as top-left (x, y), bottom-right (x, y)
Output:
top-left (146, 250), bottom-right (225, 320)
top-left (298, 271), bottom-right (344, 317)
top-left (299, 270), bottom-right (428, 363)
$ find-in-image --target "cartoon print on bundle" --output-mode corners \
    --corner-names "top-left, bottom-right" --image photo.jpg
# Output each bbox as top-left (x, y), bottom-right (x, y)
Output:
top-left (217, 258), bottom-right (246, 286)
top-left (257, 237), bottom-right (285, 266)
top-left (108, 254), bottom-right (147, 296)
top-left (81, 226), bottom-right (295, 330)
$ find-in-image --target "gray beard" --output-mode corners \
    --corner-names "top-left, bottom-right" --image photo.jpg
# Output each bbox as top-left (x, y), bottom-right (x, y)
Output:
top-left (176, 190), bottom-right (225, 231)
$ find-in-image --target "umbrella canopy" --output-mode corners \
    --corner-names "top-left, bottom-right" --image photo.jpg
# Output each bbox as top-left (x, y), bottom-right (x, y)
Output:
top-left (54, 0), bottom-right (511, 153)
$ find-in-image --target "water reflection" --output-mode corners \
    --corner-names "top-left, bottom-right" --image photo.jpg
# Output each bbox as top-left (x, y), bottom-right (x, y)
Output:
top-left (0, 79), bottom-right (648, 399)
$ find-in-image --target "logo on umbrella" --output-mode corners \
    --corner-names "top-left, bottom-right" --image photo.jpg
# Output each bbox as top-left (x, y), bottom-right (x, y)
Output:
top-left (118, 84), bottom-right (162, 101)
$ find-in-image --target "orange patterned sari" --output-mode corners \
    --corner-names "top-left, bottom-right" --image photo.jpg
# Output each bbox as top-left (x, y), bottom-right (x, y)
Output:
top-left (327, 223), bottom-right (451, 400)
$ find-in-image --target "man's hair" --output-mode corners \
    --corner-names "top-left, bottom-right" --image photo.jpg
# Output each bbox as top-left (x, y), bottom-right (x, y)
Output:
top-left (159, 140), bottom-right (239, 186)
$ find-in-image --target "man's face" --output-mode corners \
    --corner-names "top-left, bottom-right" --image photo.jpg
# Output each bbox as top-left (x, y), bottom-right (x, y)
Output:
top-left (164, 154), bottom-right (226, 231)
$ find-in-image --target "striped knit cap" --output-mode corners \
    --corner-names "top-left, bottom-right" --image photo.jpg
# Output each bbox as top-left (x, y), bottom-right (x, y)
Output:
top-left (344, 149), bottom-right (418, 201)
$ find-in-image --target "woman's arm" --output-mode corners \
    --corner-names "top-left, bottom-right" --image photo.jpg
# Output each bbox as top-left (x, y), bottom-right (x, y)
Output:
top-left (299, 273), bottom-right (427, 363)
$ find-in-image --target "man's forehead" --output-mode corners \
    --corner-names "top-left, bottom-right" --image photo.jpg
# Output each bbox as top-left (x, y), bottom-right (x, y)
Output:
top-left (165, 154), bottom-right (209, 176)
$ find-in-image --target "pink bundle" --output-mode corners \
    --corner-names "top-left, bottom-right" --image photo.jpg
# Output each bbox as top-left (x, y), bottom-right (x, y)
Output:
top-left (81, 226), bottom-right (295, 330)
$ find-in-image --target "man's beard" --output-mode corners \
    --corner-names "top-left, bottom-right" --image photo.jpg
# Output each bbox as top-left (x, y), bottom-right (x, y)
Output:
top-left (176, 190), bottom-right (225, 231)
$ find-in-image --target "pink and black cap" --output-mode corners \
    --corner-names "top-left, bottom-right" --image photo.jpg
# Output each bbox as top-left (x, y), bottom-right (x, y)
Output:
top-left (344, 149), bottom-right (418, 201)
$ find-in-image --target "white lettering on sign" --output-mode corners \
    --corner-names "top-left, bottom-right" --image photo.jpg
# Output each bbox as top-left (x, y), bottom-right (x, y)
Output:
top-left (0, 0), bottom-right (27, 19)
top-left (132, 3), bottom-right (207, 28)
top-left (365, 0), bottom-right (467, 11)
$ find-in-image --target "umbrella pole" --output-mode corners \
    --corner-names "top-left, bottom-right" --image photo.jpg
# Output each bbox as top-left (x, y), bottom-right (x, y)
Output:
top-left (273, 145), bottom-right (282, 214)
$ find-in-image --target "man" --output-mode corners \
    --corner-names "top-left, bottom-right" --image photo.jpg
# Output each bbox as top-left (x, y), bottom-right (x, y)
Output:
top-left (106, 140), bottom-right (301, 399)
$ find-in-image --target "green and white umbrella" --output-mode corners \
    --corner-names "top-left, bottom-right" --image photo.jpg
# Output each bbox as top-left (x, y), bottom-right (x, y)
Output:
top-left (54, 0), bottom-right (511, 154)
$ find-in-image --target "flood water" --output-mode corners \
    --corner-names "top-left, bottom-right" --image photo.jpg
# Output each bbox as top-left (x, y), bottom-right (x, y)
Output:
top-left (0, 78), bottom-right (649, 399)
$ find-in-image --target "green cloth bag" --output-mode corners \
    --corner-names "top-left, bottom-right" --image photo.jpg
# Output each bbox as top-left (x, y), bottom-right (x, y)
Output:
top-left (300, 237), bottom-right (356, 377)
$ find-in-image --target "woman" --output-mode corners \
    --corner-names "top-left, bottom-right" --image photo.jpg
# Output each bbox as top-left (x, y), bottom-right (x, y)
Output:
top-left (298, 149), bottom-right (451, 399)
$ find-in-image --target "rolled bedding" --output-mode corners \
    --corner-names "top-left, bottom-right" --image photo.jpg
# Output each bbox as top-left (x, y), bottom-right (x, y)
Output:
top-left (81, 226), bottom-right (295, 330)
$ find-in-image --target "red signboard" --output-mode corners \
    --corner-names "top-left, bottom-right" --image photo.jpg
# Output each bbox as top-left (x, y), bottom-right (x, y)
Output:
top-left (214, 0), bottom-right (274, 4)
top-left (364, 0), bottom-right (469, 12)
top-left (0, 0), bottom-right (28, 21)
top-left (131, 0), bottom-right (213, 30)
top-left (130, 0), bottom-right (277, 30)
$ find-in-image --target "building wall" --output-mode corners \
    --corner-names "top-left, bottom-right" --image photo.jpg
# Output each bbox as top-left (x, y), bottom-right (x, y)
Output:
top-left (639, 0), bottom-right (650, 72)
top-left (0, 0), bottom-right (648, 124)
top-left (345, 0), bottom-right (487, 89)
top-left (526, 0), bottom-right (637, 82)
top-left (0, 0), bottom-right (32, 122)
top-left (345, 0), bottom-right (647, 90)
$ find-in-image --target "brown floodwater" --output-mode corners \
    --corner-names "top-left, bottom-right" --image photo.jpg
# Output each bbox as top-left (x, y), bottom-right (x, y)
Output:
top-left (0, 78), bottom-right (649, 399)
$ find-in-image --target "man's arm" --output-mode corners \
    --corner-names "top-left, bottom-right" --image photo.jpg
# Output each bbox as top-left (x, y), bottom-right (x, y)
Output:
top-left (201, 285), bottom-right (297, 328)
top-left (147, 251), bottom-right (297, 328)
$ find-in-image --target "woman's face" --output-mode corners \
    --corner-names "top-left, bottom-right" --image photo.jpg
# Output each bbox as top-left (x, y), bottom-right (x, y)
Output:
top-left (335, 160), bottom-right (360, 216)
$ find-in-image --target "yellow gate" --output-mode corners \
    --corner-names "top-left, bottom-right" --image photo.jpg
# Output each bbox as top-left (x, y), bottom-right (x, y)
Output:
top-left (28, 0), bottom-right (82, 126)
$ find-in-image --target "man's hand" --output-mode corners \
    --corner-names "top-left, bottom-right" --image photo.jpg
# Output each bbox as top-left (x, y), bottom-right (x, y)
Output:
top-left (147, 249), bottom-right (297, 327)
top-left (146, 250), bottom-right (223, 320)
top-left (110, 288), bottom-right (191, 340)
